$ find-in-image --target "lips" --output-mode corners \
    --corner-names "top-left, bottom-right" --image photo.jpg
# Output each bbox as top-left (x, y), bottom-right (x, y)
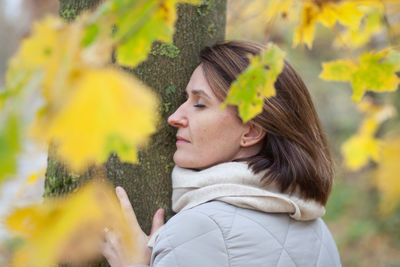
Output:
top-left (176, 135), bottom-right (190, 143)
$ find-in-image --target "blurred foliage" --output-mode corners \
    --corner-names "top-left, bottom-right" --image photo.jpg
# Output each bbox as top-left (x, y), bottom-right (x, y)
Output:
top-left (5, 179), bottom-right (136, 267)
top-left (341, 98), bottom-right (395, 171)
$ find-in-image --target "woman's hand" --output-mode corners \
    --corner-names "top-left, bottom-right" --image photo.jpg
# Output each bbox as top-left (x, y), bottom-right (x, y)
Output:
top-left (102, 186), bottom-right (165, 267)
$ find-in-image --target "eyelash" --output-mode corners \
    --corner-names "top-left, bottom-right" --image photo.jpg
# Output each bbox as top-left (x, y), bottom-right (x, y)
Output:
top-left (194, 104), bottom-right (206, 108)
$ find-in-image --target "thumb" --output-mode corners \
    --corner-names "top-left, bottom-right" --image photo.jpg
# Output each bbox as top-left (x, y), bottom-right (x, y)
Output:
top-left (150, 208), bottom-right (165, 237)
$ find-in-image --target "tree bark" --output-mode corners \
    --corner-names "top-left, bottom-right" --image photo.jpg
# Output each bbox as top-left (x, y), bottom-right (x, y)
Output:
top-left (46, 0), bottom-right (226, 265)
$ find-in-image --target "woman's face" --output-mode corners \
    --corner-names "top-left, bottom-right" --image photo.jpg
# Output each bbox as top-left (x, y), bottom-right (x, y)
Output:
top-left (168, 65), bottom-right (248, 170)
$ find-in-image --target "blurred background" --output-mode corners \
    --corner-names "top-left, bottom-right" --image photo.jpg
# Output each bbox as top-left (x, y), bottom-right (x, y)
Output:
top-left (0, 0), bottom-right (58, 250)
top-left (0, 0), bottom-right (399, 266)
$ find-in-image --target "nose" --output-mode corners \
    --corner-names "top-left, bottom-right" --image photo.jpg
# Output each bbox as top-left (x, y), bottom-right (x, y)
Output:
top-left (168, 104), bottom-right (188, 128)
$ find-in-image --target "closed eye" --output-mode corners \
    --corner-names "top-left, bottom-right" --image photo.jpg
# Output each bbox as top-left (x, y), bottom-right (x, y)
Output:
top-left (194, 104), bottom-right (206, 108)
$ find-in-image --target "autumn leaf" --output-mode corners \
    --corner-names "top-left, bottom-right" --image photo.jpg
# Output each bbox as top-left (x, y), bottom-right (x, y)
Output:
top-left (341, 99), bottom-right (395, 171)
top-left (5, 16), bottom-right (62, 99)
top-left (5, 15), bottom-right (92, 115)
top-left (293, 1), bottom-right (380, 48)
top-left (376, 135), bottom-right (400, 215)
top-left (223, 43), bottom-right (285, 123)
top-left (31, 67), bottom-right (158, 172)
top-left (6, 179), bottom-right (137, 267)
top-left (320, 49), bottom-right (400, 102)
top-left (334, 5), bottom-right (384, 48)
top-left (93, 0), bottom-right (200, 67)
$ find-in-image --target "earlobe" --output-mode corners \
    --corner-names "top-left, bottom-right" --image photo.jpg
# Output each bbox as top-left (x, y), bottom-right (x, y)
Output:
top-left (240, 123), bottom-right (266, 147)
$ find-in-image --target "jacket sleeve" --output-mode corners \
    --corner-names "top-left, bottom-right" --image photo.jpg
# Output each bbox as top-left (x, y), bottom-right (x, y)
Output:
top-left (147, 209), bottom-right (230, 267)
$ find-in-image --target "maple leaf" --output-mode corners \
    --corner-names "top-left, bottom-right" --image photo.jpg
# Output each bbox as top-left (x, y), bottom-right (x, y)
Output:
top-left (334, 5), bottom-right (383, 48)
top-left (293, 1), bottom-right (379, 48)
top-left (31, 68), bottom-right (158, 171)
top-left (223, 43), bottom-right (285, 123)
top-left (94, 0), bottom-right (200, 67)
top-left (6, 179), bottom-right (137, 267)
top-left (320, 49), bottom-right (400, 102)
top-left (5, 16), bottom-right (62, 99)
top-left (341, 98), bottom-right (395, 171)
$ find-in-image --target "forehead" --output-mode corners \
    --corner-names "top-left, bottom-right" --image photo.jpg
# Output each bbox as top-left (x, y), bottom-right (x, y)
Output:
top-left (186, 65), bottom-right (213, 95)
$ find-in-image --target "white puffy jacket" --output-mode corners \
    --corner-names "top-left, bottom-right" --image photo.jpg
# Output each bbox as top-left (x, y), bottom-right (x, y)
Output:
top-left (133, 200), bottom-right (341, 267)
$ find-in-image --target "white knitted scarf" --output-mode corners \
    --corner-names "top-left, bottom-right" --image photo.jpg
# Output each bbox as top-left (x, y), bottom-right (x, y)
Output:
top-left (171, 161), bottom-right (325, 221)
top-left (147, 162), bottom-right (326, 248)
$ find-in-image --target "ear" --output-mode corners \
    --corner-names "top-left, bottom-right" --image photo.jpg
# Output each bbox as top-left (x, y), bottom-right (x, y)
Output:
top-left (240, 123), bottom-right (266, 147)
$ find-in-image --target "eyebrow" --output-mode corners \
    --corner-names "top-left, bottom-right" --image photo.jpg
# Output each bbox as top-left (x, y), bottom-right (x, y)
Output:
top-left (185, 89), bottom-right (211, 99)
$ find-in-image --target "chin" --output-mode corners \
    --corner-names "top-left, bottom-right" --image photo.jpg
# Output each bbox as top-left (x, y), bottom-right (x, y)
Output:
top-left (174, 158), bottom-right (217, 171)
top-left (173, 154), bottom-right (203, 170)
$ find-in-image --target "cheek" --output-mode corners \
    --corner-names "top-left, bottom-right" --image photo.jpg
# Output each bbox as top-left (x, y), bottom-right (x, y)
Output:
top-left (218, 114), bottom-right (242, 140)
top-left (200, 115), bottom-right (241, 149)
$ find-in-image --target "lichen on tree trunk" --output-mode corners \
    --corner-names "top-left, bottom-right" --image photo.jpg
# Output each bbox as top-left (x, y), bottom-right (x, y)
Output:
top-left (59, 0), bottom-right (102, 20)
top-left (47, 0), bottom-right (226, 265)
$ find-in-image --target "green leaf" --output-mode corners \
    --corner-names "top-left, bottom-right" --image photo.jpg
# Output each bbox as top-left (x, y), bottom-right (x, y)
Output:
top-left (320, 49), bottom-right (400, 102)
top-left (115, 16), bottom-right (170, 67)
top-left (223, 43), bottom-right (285, 122)
top-left (351, 51), bottom-right (399, 101)
top-left (320, 60), bottom-right (356, 81)
top-left (96, 0), bottom-right (200, 67)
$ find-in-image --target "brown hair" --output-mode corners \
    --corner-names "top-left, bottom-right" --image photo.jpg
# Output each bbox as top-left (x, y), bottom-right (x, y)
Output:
top-left (199, 41), bottom-right (334, 205)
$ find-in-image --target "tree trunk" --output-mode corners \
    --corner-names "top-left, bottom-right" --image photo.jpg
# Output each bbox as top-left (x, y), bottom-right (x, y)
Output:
top-left (45, 0), bottom-right (226, 265)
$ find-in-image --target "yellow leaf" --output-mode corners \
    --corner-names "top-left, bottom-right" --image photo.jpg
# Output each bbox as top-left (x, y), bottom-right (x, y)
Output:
top-left (341, 124), bottom-right (381, 171)
top-left (31, 67), bottom-right (158, 171)
top-left (341, 98), bottom-right (396, 171)
top-left (7, 16), bottom-right (62, 70)
top-left (376, 135), bottom-right (400, 215)
top-left (334, 6), bottom-right (384, 48)
top-left (320, 2), bottom-right (364, 28)
top-left (293, 0), bottom-right (380, 48)
top-left (6, 179), bottom-right (137, 267)
top-left (5, 15), bottom-right (89, 111)
top-left (293, 2), bottom-right (319, 48)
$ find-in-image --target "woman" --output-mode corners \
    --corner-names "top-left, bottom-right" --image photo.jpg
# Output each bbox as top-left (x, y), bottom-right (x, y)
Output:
top-left (102, 41), bottom-right (341, 267)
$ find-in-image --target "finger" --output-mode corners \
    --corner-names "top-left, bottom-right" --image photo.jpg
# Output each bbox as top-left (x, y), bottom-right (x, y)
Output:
top-left (115, 186), bottom-right (140, 229)
top-left (150, 208), bottom-right (165, 236)
top-left (101, 234), bottom-right (120, 267)
top-left (103, 229), bottom-right (120, 252)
